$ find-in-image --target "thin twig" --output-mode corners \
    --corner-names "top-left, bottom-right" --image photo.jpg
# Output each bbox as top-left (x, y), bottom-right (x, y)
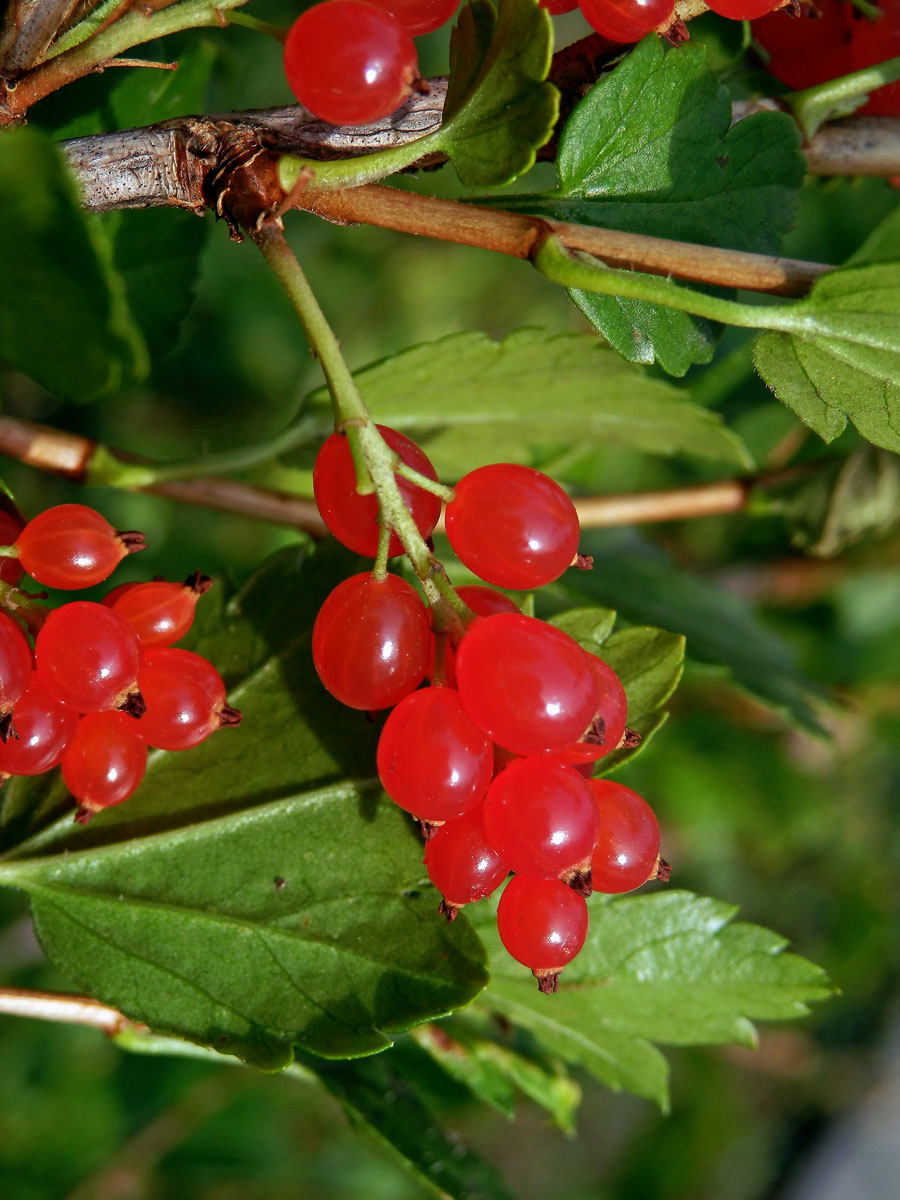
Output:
top-left (0, 985), bottom-right (142, 1034)
top-left (0, 413), bottom-right (805, 530)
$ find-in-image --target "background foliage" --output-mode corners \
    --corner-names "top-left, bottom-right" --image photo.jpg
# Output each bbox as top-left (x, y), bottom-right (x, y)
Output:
top-left (2, 1), bottom-right (900, 1197)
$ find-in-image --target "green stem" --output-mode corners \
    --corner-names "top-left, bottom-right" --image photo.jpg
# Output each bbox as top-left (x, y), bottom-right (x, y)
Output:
top-left (0, 545), bottom-right (18, 558)
top-left (787, 55), bottom-right (900, 138)
top-left (278, 129), bottom-right (445, 195)
top-left (222, 11), bottom-right (288, 42)
top-left (251, 227), bottom-right (446, 601)
top-left (92, 414), bottom-right (324, 489)
top-left (532, 237), bottom-right (813, 335)
top-left (38, 0), bottom-right (251, 67)
top-left (395, 463), bottom-right (455, 504)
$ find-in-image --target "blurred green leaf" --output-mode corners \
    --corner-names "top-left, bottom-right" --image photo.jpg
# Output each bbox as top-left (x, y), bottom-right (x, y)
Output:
top-left (0, 545), bottom-right (487, 1066)
top-left (440, 0), bottom-right (558, 187)
top-left (495, 36), bottom-right (804, 374)
top-left (764, 445), bottom-right (900, 557)
top-left (306, 1047), bottom-right (516, 1200)
top-left (0, 126), bottom-right (147, 400)
top-left (412, 1015), bottom-right (581, 1132)
top-left (472, 890), bottom-right (833, 1108)
top-left (753, 263), bottom-right (900, 453)
top-left (300, 331), bottom-right (753, 477)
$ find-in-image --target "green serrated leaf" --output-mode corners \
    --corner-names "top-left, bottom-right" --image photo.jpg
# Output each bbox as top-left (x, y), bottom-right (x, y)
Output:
top-left (753, 262), bottom-right (900, 453)
top-left (472, 890), bottom-right (833, 1108)
top-left (496, 36), bottom-right (804, 374)
top-left (0, 545), bottom-right (487, 1066)
top-left (439, 0), bottom-right (559, 187)
top-left (0, 127), bottom-right (147, 400)
top-left (298, 331), bottom-right (753, 477)
top-left (305, 1047), bottom-right (516, 1200)
top-left (549, 606), bottom-right (618, 650)
top-left (764, 444), bottom-right (900, 557)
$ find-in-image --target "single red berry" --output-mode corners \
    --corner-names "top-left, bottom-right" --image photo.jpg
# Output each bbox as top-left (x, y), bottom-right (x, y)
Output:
top-left (579, 0), bottom-right (675, 42)
top-left (427, 585), bottom-right (520, 687)
top-left (706, 0), bottom-right (783, 19)
top-left (455, 613), bottom-right (597, 755)
top-left (63, 711), bottom-right (148, 822)
top-left (102, 582), bottom-right (140, 607)
top-left (15, 503), bottom-right (146, 590)
top-left (496, 875), bottom-right (589, 992)
top-left (313, 572), bottom-right (430, 711)
top-left (424, 803), bottom-right (509, 919)
top-left (0, 511), bottom-right (24, 586)
top-left (0, 609), bottom-right (33, 738)
top-left (313, 426), bottom-right (441, 558)
top-left (589, 779), bottom-right (661, 893)
top-left (0, 674), bottom-right (79, 776)
top-left (365, 0), bottom-right (459, 34)
top-left (111, 572), bottom-right (212, 647)
top-left (377, 686), bottom-right (494, 821)
top-left (137, 647), bottom-right (240, 751)
top-left (483, 757), bottom-right (599, 885)
top-left (445, 464), bottom-right (580, 590)
top-left (850, 0), bottom-right (900, 115)
top-left (283, 1), bottom-right (419, 126)
top-left (35, 602), bottom-right (143, 715)
top-left (549, 652), bottom-right (628, 765)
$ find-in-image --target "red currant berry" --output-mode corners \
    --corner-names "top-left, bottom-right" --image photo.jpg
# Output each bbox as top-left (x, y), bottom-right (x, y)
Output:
top-left (445, 464), bottom-right (580, 590)
top-left (283, 1), bottom-right (419, 126)
top-left (706, 0), bottom-right (782, 20)
top-left (365, 0), bottom-right (459, 35)
top-left (63, 711), bottom-right (148, 822)
top-left (313, 426), bottom-right (441, 558)
top-left (424, 804), bottom-right (509, 920)
top-left (589, 779), bottom-right (661, 893)
top-left (137, 647), bottom-right (241, 751)
top-left (377, 686), bottom-right (493, 822)
top-left (549, 653), bottom-right (628, 765)
top-left (111, 572), bottom-right (212, 647)
top-left (0, 675), bottom-right (79, 776)
top-left (455, 613), bottom-right (597, 755)
top-left (102, 582), bottom-right (140, 607)
top-left (484, 758), bottom-right (599, 888)
top-left (0, 610), bottom-right (33, 737)
top-left (313, 572), bottom-right (430, 710)
top-left (15, 504), bottom-right (146, 590)
top-left (427, 585), bottom-right (519, 687)
top-left (35, 602), bottom-right (143, 715)
top-left (0, 511), bottom-right (24, 586)
top-left (496, 875), bottom-right (589, 992)
top-left (579, 0), bottom-right (675, 42)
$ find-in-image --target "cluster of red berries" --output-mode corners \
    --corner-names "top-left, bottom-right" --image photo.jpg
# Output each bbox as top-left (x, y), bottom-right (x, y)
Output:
top-left (753, 0), bottom-right (900, 114)
top-left (311, 426), bottom-right (669, 992)
top-left (0, 504), bottom-right (241, 823)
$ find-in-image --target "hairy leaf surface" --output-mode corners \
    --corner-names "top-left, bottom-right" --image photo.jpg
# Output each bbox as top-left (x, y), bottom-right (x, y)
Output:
top-left (472, 890), bottom-right (833, 1108)
top-left (301, 331), bottom-right (753, 476)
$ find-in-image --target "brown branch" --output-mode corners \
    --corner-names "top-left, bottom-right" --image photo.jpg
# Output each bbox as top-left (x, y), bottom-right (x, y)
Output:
top-left (803, 116), bottom-right (900, 176)
top-left (0, 985), bottom-right (142, 1035)
top-left (0, 413), bottom-right (800, 531)
top-left (288, 184), bottom-right (830, 297)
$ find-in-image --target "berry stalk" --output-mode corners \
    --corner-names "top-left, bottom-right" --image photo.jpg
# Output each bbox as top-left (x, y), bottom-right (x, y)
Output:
top-left (252, 227), bottom-right (451, 602)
